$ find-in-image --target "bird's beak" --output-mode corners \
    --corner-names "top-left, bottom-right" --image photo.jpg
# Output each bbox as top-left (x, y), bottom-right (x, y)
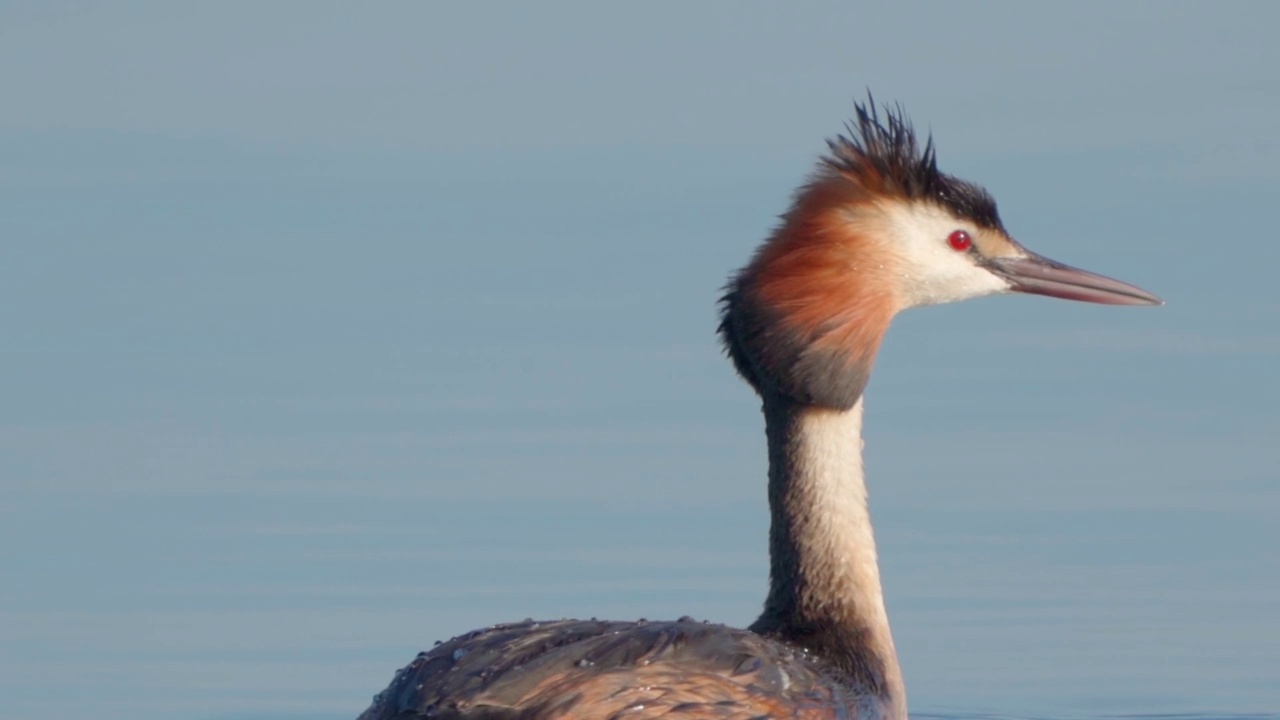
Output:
top-left (985, 252), bottom-right (1163, 306)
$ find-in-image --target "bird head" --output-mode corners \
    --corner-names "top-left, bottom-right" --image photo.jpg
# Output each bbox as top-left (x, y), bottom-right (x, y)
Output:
top-left (719, 98), bottom-right (1161, 410)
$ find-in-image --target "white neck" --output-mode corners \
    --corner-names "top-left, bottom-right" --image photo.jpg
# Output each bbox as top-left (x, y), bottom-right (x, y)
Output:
top-left (750, 396), bottom-right (905, 719)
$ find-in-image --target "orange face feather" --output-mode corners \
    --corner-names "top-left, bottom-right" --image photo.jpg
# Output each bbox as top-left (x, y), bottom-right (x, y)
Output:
top-left (748, 181), bottom-right (899, 370)
top-left (718, 165), bottom-right (915, 410)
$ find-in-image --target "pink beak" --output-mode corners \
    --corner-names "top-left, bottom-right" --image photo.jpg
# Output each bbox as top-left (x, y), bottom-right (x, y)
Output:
top-left (986, 253), bottom-right (1163, 306)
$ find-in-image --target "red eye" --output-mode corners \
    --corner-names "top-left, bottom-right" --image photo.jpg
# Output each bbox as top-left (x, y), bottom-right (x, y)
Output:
top-left (947, 229), bottom-right (972, 251)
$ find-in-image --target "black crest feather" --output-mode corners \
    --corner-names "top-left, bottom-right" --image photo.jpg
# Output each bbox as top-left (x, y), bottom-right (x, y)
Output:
top-left (824, 94), bottom-right (1004, 230)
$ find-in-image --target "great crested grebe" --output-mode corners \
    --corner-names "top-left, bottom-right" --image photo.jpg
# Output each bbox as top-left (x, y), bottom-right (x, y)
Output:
top-left (356, 98), bottom-right (1161, 720)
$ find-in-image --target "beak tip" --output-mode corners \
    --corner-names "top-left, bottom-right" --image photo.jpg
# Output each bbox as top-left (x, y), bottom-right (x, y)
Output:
top-left (1131, 290), bottom-right (1165, 307)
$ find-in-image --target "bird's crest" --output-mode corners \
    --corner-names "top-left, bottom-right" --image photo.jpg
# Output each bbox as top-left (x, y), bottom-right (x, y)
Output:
top-left (823, 95), bottom-right (1005, 231)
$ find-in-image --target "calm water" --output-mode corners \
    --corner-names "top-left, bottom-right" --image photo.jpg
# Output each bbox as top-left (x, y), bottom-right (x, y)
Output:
top-left (3, 153), bottom-right (1277, 717)
top-left (3, 8), bottom-right (1278, 713)
top-left (3, 165), bottom-right (1277, 718)
top-left (2, 492), bottom-right (1276, 719)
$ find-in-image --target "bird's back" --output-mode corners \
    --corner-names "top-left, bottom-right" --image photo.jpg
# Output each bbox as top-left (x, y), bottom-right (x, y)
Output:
top-left (357, 618), bottom-right (868, 719)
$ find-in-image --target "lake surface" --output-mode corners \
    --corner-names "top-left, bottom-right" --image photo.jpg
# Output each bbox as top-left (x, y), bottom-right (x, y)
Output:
top-left (3, 9), bottom-right (1279, 711)
top-left (2, 491), bottom-right (1276, 719)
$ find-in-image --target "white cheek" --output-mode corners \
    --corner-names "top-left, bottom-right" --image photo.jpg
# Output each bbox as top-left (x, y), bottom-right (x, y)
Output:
top-left (881, 204), bottom-right (1012, 308)
top-left (898, 250), bottom-right (1010, 307)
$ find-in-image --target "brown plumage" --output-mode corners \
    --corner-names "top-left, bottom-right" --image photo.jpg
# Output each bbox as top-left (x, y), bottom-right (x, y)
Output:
top-left (354, 97), bottom-right (1161, 720)
top-left (358, 619), bottom-right (864, 720)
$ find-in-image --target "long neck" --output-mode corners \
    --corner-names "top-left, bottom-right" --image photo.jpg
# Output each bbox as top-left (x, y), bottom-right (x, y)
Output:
top-left (749, 395), bottom-right (905, 718)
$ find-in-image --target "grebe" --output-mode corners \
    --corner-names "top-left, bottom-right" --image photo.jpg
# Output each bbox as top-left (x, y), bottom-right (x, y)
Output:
top-left (356, 98), bottom-right (1161, 720)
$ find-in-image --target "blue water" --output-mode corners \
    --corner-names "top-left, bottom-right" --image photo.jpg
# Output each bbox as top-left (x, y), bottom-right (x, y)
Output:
top-left (2, 493), bottom-right (1276, 719)
top-left (3, 12), bottom-right (1278, 714)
